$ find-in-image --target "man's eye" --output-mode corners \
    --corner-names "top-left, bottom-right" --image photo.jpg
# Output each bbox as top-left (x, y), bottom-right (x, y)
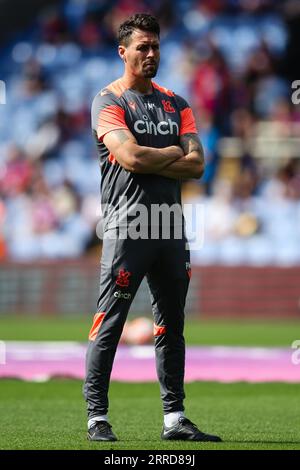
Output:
top-left (138, 45), bottom-right (159, 52)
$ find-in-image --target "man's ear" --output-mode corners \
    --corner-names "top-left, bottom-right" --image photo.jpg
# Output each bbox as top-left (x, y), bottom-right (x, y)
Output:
top-left (118, 45), bottom-right (126, 63)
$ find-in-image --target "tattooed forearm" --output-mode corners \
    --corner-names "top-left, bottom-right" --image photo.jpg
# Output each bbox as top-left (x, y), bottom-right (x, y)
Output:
top-left (103, 128), bottom-right (181, 174)
top-left (155, 133), bottom-right (205, 179)
top-left (180, 133), bottom-right (204, 161)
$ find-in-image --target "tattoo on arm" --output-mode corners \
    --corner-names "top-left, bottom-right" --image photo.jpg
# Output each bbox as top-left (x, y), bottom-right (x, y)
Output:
top-left (112, 129), bottom-right (132, 145)
top-left (180, 133), bottom-right (204, 161)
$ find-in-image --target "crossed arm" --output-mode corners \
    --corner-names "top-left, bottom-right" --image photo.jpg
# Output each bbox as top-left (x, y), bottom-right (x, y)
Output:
top-left (157, 133), bottom-right (205, 180)
top-left (102, 128), bottom-right (204, 180)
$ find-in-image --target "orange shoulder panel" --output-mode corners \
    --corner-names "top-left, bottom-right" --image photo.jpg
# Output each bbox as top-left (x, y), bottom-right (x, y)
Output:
top-left (97, 104), bottom-right (128, 140)
top-left (106, 79), bottom-right (128, 98)
top-left (152, 81), bottom-right (175, 97)
top-left (180, 107), bottom-right (197, 135)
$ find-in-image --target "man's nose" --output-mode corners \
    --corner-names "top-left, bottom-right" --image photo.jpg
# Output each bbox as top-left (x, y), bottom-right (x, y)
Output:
top-left (146, 47), bottom-right (155, 57)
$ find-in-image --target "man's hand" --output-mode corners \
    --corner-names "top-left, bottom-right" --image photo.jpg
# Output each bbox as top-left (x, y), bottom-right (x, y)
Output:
top-left (102, 129), bottom-right (183, 173)
top-left (156, 133), bottom-right (205, 180)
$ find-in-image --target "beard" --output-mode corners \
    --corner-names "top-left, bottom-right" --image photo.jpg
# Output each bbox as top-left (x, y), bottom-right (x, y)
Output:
top-left (142, 63), bottom-right (159, 78)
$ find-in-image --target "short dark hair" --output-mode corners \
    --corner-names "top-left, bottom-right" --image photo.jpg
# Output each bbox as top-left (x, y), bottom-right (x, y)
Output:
top-left (118, 13), bottom-right (160, 46)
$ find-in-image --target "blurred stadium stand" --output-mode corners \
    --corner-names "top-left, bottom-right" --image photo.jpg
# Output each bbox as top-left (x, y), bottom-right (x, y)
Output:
top-left (0, 261), bottom-right (299, 317)
top-left (0, 0), bottom-right (300, 317)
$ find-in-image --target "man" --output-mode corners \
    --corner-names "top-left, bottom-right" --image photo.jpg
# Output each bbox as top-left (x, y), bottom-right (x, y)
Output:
top-left (84, 13), bottom-right (222, 443)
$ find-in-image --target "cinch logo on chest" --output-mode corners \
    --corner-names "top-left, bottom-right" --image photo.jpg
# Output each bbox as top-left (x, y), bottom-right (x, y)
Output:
top-left (134, 118), bottom-right (179, 136)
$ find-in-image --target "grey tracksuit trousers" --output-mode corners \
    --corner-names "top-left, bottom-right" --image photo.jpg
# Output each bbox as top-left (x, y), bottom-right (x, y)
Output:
top-left (83, 229), bottom-right (190, 418)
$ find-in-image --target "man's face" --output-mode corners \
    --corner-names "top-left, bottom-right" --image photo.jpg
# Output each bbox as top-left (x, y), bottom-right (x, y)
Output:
top-left (119, 29), bottom-right (160, 78)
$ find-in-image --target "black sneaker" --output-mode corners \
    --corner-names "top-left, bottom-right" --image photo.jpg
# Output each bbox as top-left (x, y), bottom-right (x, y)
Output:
top-left (161, 417), bottom-right (222, 442)
top-left (87, 421), bottom-right (118, 442)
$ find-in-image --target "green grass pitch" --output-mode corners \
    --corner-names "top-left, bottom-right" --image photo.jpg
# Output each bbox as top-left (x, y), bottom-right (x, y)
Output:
top-left (1, 316), bottom-right (300, 450)
top-left (0, 316), bottom-right (299, 346)
top-left (0, 380), bottom-right (299, 450)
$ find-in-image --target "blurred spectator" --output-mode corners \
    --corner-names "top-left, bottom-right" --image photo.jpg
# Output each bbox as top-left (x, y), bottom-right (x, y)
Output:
top-left (190, 44), bottom-right (231, 131)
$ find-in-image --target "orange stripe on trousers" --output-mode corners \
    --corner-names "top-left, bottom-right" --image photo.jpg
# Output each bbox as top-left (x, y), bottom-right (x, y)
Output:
top-left (153, 323), bottom-right (166, 337)
top-left (88, 312), bottom-right (106, 341)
